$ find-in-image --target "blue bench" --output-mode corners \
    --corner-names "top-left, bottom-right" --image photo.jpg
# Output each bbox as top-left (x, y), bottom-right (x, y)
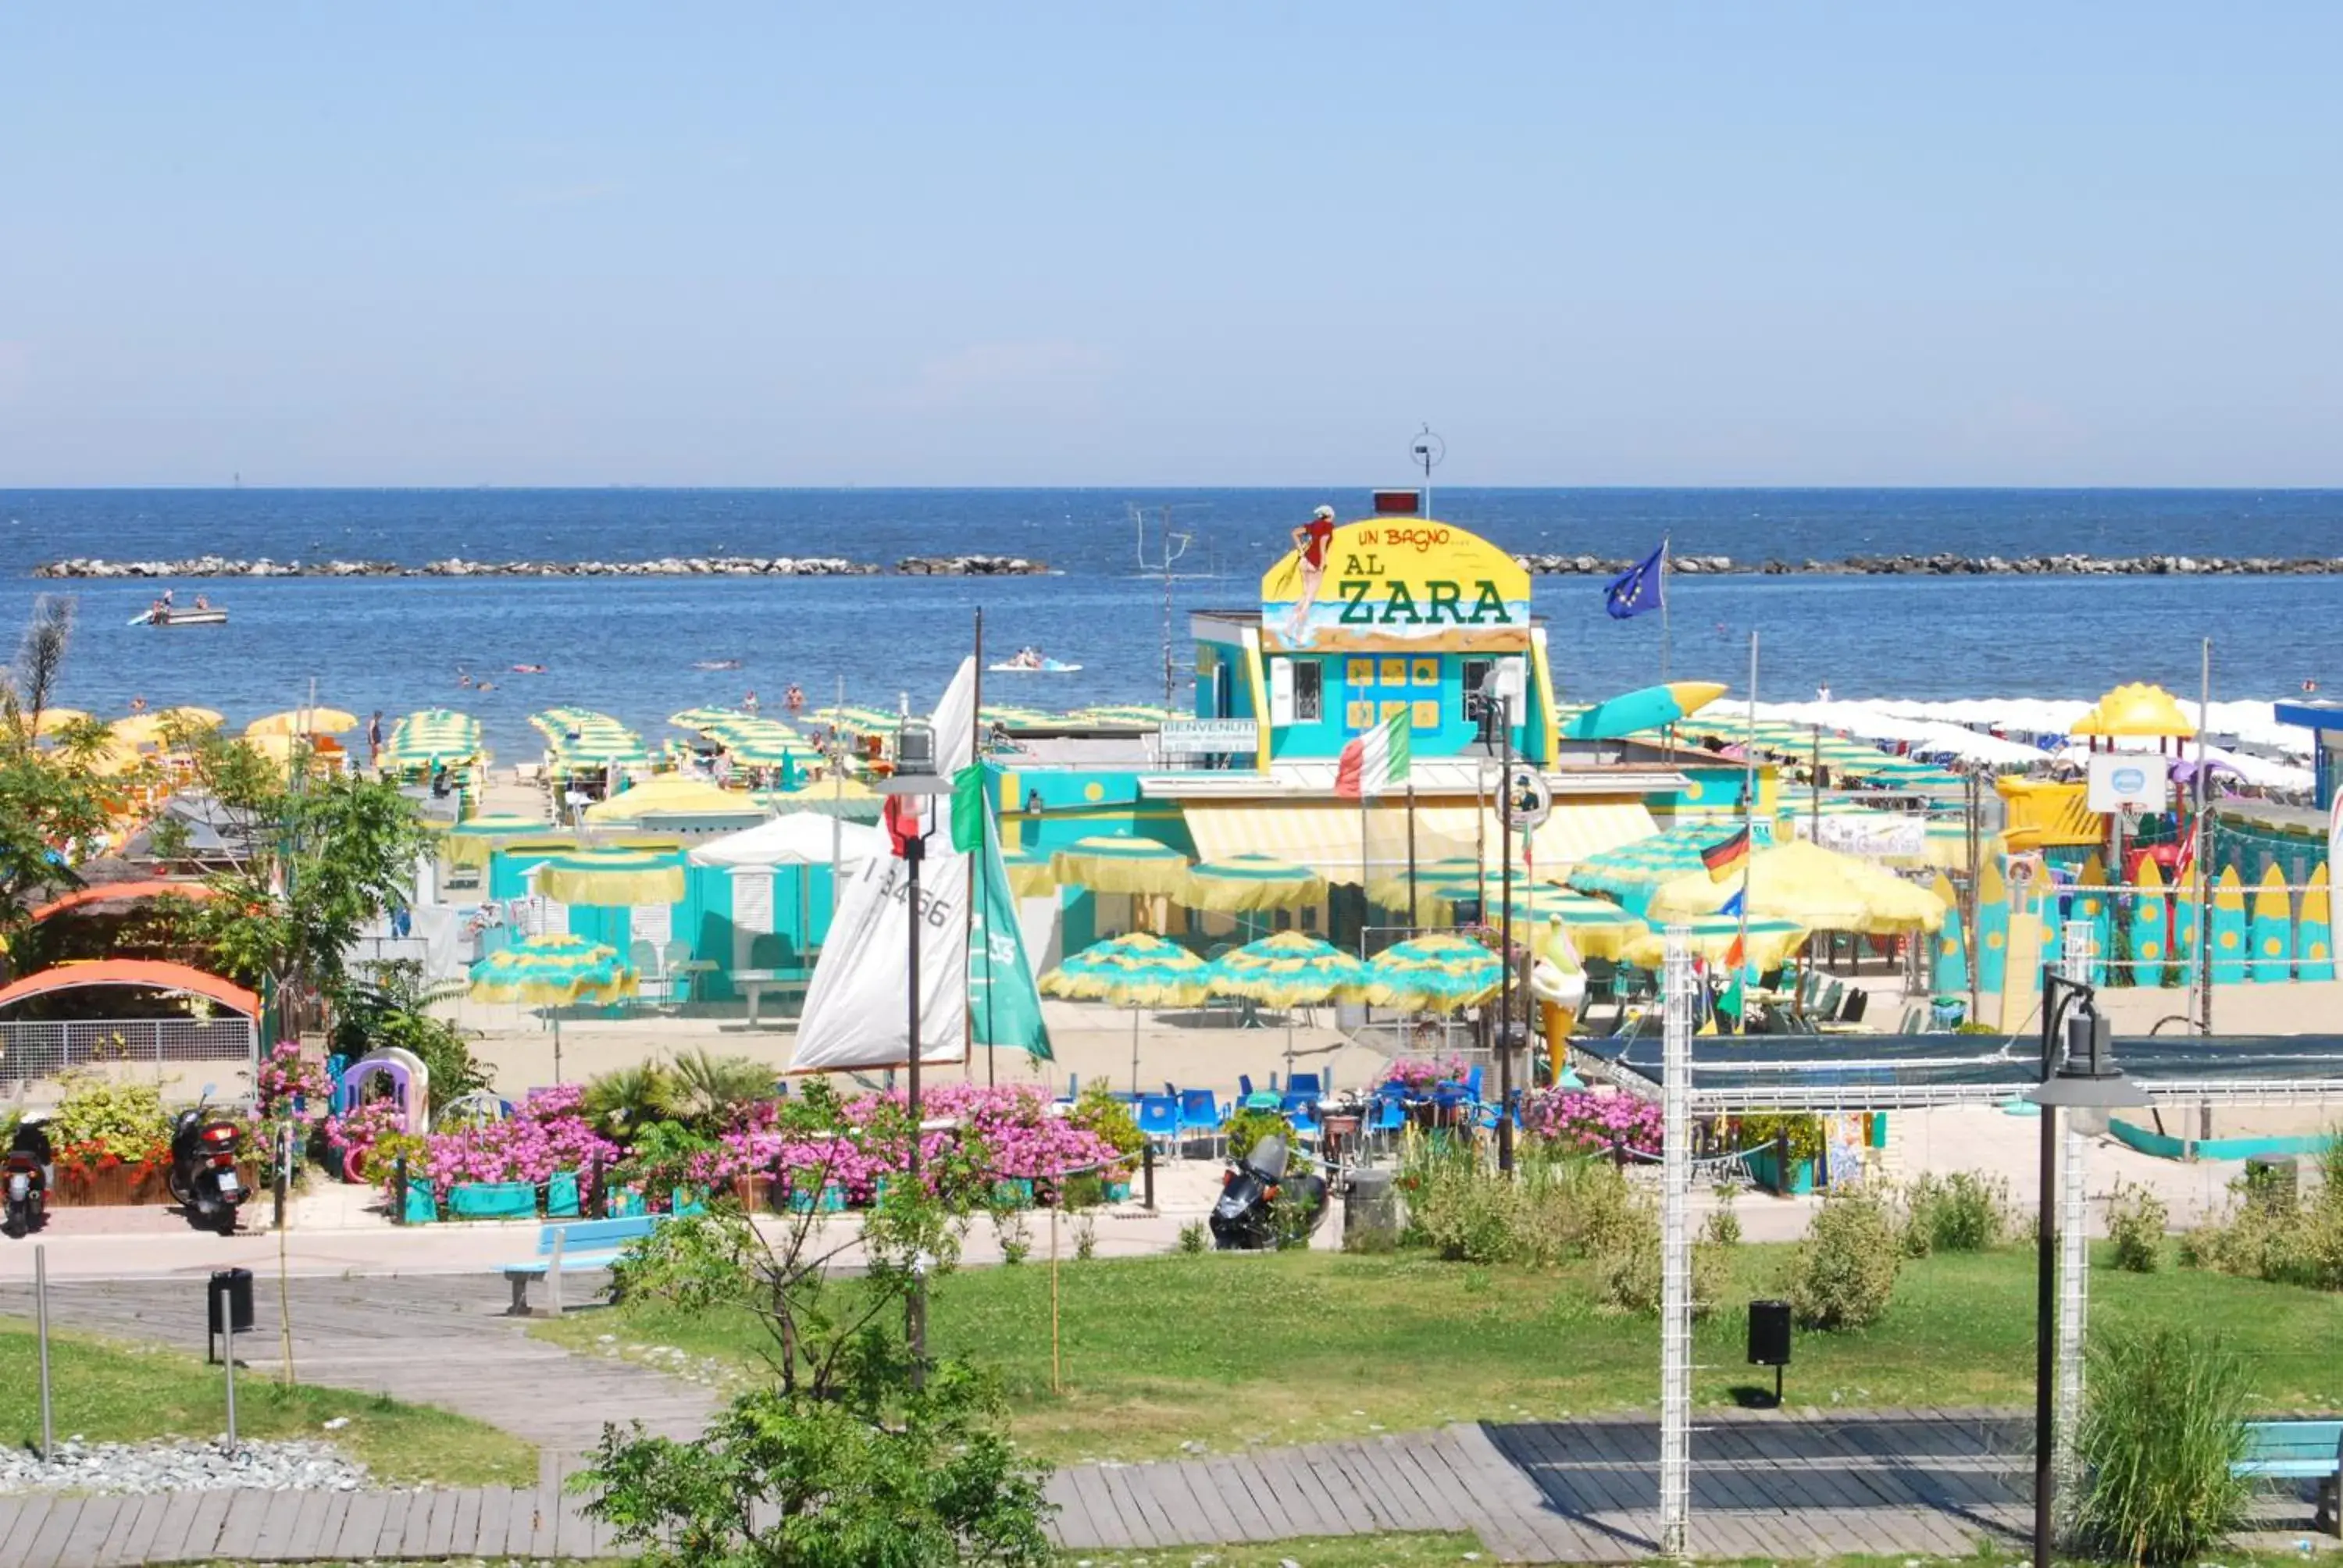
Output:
top-left (2237, 1419), bottom-right (2341, 1537)
top-left (501, 1214), bottom-right (667, 1317)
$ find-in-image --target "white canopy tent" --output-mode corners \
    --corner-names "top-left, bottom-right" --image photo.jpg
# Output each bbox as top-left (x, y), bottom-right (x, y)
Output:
top-left (687, 812), bottom-right (888, 869)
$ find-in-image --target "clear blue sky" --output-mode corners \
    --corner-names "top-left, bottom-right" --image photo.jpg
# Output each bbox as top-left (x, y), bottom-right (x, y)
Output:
top-left (5, 5), bottom-right (2338, 486)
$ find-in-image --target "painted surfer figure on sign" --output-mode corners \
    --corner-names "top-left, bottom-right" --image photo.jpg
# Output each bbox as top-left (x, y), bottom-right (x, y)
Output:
top-left (1283, 505), bottom-right (1338, 643)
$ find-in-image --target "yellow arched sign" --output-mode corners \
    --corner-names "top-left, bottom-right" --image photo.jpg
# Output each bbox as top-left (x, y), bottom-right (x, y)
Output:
top-left (1261, 518), bottom-right (1531, 653)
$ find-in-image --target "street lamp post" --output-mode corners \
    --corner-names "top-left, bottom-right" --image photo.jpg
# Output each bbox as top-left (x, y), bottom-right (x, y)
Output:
top-left (2028, 972), bottom-right (2150, 1566)
top-left (881, 718), bottom-right (958, 1383)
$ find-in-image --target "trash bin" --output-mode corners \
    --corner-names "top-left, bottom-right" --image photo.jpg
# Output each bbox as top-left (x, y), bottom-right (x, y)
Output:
top-left (207, 1267), bottom-right (255, 1335)
top-left (1748, 1299), bottom-right (1791, 1367)
top-left (1747, 1298), bottom-right (1791, 1405)
top-left (1343, 1167), bottom-right (1400, 1250)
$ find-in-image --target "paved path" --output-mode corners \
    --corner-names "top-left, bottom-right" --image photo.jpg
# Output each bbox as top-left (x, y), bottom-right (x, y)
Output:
top-left (0, 1274), bottom-right (715, 1456)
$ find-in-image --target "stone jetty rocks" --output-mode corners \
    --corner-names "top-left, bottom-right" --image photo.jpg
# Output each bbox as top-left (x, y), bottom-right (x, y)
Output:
top-left (37, 553), bottom-right (1050, 579)
top-left (37, 551), bottom-right (2338, 581)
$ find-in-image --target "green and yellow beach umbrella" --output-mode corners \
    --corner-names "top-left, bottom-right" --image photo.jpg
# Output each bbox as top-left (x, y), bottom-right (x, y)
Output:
top-left (380, 709), bottom-right (483, 771)
top-left (435, 813), bottom-right (551, 869)
top-left (467, 932), bottom-right (638, 1082)
top-left (468, 931), bottom-right (638, 1007)
top-left (1049, 835), bottom-right (1192, 897)
top-left (1185, 854), bottom-right (1326, 914)
top-left (1040, 932), bottom-right (1214, 1092)
top-left (1480, 889), bottom-right (1650, 961)
top-left (1368, 855), bottom-right (1489, 920)
top-left (758, 775), bottom-right (883, 820)
top-left (1566, 826), bottom-right (1753, 909)
top-left (1646, 839), bottom-right (1945, 936)
top-left (1211, 931), bottom-right (1370, 1009)
top-left (533, 847), bottom-right (686, 906)
top-left (1361, 933), bottom-right (1503, 1010)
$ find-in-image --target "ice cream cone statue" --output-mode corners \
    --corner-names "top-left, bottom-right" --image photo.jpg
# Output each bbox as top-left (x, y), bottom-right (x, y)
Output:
top-left (1528, 913), bottom-right (1588, 1083)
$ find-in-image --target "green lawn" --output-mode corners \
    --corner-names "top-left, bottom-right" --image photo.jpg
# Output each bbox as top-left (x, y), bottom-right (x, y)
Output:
top-left (536, 1242), bottom-right (2343, 1466)
top-left (0, 1320), bottom-right (538, 1488)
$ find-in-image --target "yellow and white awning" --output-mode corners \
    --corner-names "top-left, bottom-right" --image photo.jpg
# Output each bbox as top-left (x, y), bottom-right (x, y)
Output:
top-left (1181, 797), bottom-right (1657, 886)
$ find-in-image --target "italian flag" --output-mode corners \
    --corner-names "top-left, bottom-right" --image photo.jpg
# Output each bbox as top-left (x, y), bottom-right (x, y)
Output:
top-left (1335, 711), bottom-right (1412, 800)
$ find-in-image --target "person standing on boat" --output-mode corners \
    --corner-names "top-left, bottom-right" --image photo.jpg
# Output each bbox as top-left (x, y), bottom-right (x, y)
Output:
top-left (1284, 505), bottom-right (1337, 643)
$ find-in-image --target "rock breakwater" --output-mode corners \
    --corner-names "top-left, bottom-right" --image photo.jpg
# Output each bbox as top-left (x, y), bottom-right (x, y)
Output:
top-left (1515, 552), bottom-right (2343, 577)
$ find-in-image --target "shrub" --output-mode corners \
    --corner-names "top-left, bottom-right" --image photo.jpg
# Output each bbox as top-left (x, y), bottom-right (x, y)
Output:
top-left (2106, 1181), bottom-right (2168, 1273)
top-left (1521, 1089), bottom-right (1665, 1156)
top-left (1701, 1185), bottom-right (1742, 1249)
top-left (1596, 1199), bottom-right (1662, 1313)
top-left (1901, 1171), bottom-right (2009, 1257)
top-left (2073, 1325), bottom-right (2249, 1565)
top-left (1068, 1082), bottom-right (1143, 1164)
top-left (2179, 1146), bottom-right (2343, 1292)
top-left (51, 1071), bottom-right (170, 1163)
top-left (1177, 1219), bottom-right (1207, 1254)
top-left (1374, 1054), bottom-right (1472, 1094)
top-left (1787, 1187), bottom-right (1900, 1330)
top-left (1224, 1106), bottom-right (1291, 1166)
top-left (1736, 1113), bottom-right (1824, 1166)
top-left (1407, 1155), bottom-right (1522, 1264)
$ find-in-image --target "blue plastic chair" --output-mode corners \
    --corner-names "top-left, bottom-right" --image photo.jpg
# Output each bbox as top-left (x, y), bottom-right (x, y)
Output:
top-left (1287, 1071), bottom-right (1324, 1099)
top-left (1464, 1064), bottom-right (1485, 1103)
top-left (1370, 1096), bottom-right (1405, 1146)
top-left (1177, 1089), bottom-right (1223, 1148)
top-left (1238, 1074), bottom-right (1256, 1099)
top-left (1280, 1092), bottom-right (1321, 1141)
top-left (1136, 1094), bottom-right (1181, 1154)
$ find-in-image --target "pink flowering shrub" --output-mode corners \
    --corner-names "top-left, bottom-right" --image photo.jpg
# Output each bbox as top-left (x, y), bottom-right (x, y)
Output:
top-left (324, 1098), bottom-right (419, 1182)
top-left (255, 1041), bottom-right (333, 1126)
top-left (1521, 1088), bottom-right (1665, 1156)
top-left (1376, 1055), bottom-right (1474, 1093)
top-left (420, 1083), bottom-right (619, 1191)
top-left (696, 1081), bottom-right (1118, 1206)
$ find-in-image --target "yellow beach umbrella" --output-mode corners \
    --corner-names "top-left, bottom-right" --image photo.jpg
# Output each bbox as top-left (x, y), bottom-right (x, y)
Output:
top-left (246, 707), bottom-right (358, 737)
top-left (1049, 836), bottom-right (1191, 897)
top-left (1185, 854), bottom-right (1326, 914)
top-left (433, 814), bottom-right (555, 869)
top-left (27, 707), bottom-right (90, 736)
top-left (1646, 839), bottom-right (1944, 935)
top-left (582, 774), bottom-right (759, 824)
top-left (535, 848), bottom-right (686, 906)
top-left (110, 707), bottom-right (223, 747)
top-left (1361, 934), bottom-right (1503, 1010)
top-left (1622, 917), bottom-right (1809, 972)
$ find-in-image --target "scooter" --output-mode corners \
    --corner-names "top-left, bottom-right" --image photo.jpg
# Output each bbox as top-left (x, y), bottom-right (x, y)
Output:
top-left (1207, 1133), bottom-right (1328, 1252)
top-left (167, 1099), bottom-right (246, 1235)
top-left (4, 1114), bottom-right (52, 1238)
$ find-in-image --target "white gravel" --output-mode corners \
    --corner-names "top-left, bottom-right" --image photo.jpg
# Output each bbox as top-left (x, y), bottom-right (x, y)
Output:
top-left (0, 1435), bottom-right (369, 1495)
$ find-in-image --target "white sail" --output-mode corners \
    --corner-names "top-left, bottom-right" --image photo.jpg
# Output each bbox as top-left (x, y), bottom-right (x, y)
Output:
top-left (788, 658), bottom-right (976, 1071)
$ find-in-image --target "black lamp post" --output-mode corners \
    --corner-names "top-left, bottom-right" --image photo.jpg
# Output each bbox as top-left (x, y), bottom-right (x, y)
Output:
top-left (880, 716), bottom-right (957, 1381)
top-left (2027, 972), bottom-right (2149, 1568)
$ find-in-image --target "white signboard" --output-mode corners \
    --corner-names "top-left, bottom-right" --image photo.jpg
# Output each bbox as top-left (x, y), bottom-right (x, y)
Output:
top-left (2086, 753), bottom-right (2170, 814)
top-left (1160, 718), bottom-right (1261, 756)
top-left (629, 903), bottom-right (670, 946)
top-left (1801, 811), bottom-right (1928, 861)
top-left (732, 871), bottom-right (775, 935)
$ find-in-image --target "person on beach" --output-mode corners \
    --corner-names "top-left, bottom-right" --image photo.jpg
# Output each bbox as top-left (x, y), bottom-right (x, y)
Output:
top-left (129, 694), bottom-right (148, 714)
top-left (1283, 505), bottom-right (1337, 643)
top-left (784, 684), bottom-right (804, 715)
top-left (744, 689), bottom-right (760, 715)
top-left (366, 711), bottom-right (383, 768)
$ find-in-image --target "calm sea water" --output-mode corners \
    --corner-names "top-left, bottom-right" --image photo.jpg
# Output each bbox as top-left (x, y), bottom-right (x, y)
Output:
top-left (3, 488), bottom-right (2335, 758)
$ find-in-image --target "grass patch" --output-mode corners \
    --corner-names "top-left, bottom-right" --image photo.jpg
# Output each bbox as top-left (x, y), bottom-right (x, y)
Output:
top-left (1061, 1533), bottom-right (1483, 1566)
top-left (533, 1241), bottom-right (2342, 1467)
top-left (0, 1319), bottom-right (537, 1488)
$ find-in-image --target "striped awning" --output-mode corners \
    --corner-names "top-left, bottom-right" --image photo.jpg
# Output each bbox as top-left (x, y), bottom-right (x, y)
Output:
top-left (1181, 797), bottom-right (1657, 886)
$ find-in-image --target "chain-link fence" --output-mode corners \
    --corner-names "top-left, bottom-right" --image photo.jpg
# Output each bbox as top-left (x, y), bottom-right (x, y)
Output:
top-left (1, 1018), bottom-right (259, 1101)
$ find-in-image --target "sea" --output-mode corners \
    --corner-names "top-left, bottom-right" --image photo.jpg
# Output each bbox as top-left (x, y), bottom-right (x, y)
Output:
top-left (3, 488), bottom-right (2337, 759)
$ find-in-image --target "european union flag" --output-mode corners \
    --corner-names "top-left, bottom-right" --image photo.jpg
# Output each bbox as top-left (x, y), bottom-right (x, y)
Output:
top-left (1603, 543), bottom-right (1667, 619)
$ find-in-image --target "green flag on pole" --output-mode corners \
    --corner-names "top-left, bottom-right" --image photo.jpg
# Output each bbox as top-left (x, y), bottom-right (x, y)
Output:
top-left (950, 763), bottom-right (988, 853)
top-left (971, 800), bottom-right (1053, 1059)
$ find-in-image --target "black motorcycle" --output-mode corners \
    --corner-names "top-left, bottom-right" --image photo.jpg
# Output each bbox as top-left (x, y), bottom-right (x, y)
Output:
top-left (4, 1114), bottom-right (52, 1238)
top-left (1207, 1133), bottom-right (1328, 1252)
top-left (167, 1105), bottom-right (247, 1235)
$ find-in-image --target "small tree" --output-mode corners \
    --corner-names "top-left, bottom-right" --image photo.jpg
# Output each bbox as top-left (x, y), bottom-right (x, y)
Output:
top-left (1788, 1185), bottom-right (1901, 1330)
top-left (579, 1146), bottom-right (1055, 1566)
top-left (0, 597), bottom-right (116, 963)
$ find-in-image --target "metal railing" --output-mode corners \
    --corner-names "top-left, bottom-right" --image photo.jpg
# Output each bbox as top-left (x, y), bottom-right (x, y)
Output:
top-left (2, 1019), bottom-right (258, 1101)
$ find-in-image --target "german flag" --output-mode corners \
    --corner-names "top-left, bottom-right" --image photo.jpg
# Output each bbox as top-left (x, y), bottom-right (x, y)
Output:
top-left (1701, 826), bottom-right (1751, 883)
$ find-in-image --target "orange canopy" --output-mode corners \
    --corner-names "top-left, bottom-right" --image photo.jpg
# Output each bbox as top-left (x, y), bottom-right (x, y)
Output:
top-left (0, 959), bottom-right (259, 1019)
top-left (27, 880), bottom-right (216, 924)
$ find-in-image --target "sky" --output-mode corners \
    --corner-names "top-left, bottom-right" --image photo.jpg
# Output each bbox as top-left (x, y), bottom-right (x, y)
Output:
top-left (3, 5), bottom-right (2340, 487)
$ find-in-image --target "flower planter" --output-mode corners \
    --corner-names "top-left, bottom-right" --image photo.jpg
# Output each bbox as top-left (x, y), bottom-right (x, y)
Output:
top-left (401, 1182), bottom-right (438, 1224)
top-left (52, 1166), bottom-right (172, 1208)
top-left (991, 1178), bottom-right (1035, 1210)
top-left (546, 1171), bottom-right (583, 1218)
top-left (784, 1183), bottom-right (846, 1214)
top-left (731, 1174), bottom-right (775, 1213)
top-left (608, 1185), bottom-right (648, 1218)
top-left (1746, 1149), bottom-right (1818, 1196)
top-left (1104, 1179), bottom-right (1132, 1203)
top-left (447, 1180), bottom-right (538, 1220)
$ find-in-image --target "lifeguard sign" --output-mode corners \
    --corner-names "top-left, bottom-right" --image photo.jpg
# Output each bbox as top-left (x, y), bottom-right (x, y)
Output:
top-left (1261, 517), bottom-right (1531, 654)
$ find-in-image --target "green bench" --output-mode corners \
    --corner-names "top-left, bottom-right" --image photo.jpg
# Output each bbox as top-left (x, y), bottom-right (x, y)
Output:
top-left (501, 1213), bottom-right (666, 1317)
top-left (2237, 1419), bottom-right (2341, 1537)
